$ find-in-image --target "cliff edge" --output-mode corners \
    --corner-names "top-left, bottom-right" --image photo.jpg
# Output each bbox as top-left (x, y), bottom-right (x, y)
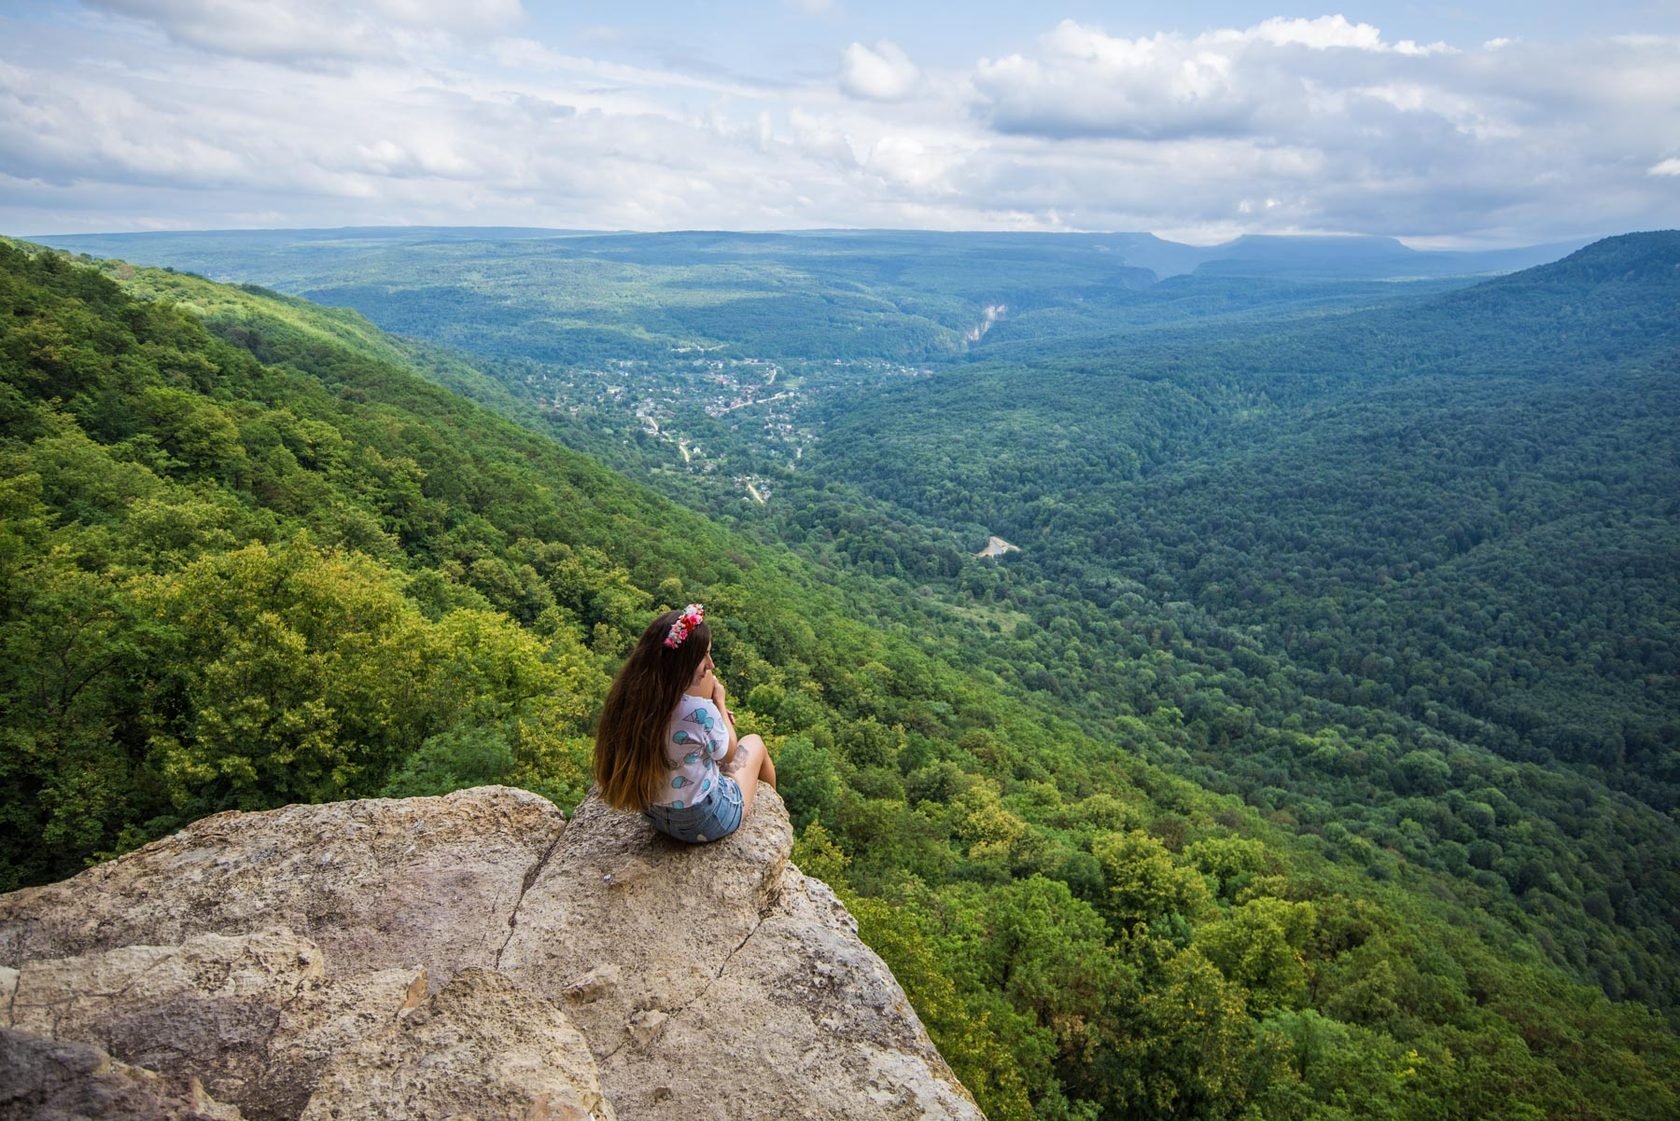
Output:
top-left (0, 785), bottom-right (983, 1121)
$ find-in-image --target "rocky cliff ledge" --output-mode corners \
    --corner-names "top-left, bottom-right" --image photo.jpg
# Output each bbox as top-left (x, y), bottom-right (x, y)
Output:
top-left (0, 786), bottom-right (983, 1121)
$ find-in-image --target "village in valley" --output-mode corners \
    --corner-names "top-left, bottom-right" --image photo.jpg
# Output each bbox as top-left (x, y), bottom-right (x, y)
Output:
top-left (528, 349), bottom-right (936, 507)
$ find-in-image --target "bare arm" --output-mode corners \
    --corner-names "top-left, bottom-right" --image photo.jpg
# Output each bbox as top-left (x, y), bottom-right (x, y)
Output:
top-left (711, 676), bottom-right (743, 767)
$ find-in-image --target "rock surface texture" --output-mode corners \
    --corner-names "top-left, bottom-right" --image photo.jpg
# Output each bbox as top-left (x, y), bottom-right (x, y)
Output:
top-left (0, 785), bottom-right (983, 1121)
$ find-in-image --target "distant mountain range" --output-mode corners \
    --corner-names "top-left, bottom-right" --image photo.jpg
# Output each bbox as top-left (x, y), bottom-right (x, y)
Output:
top-left (31, 225), bottom-right (1594, 283)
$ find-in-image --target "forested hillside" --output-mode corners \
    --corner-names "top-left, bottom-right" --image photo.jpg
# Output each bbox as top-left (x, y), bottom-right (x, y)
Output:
top-left (787, 233), bottom-right (1680, 1020)
top-left (4, 236), bottom-right (1678, 1121)
top-left (816, 234), bottom-right (1680, 786)
top-left (33, 227), bottom-right (1509, 367)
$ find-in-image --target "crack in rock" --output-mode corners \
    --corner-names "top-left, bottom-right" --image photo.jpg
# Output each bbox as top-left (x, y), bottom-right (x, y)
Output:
top-left (494, 829), bottom-right (565, 973)
top-left (598, 885), bottom-right (777, 1065)
top-left (107, 951), bottom-right (174, 1010)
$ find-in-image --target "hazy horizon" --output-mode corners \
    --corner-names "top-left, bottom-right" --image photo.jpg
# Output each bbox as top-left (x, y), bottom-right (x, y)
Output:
top-left (18, 222), bottom-right (1616, 254)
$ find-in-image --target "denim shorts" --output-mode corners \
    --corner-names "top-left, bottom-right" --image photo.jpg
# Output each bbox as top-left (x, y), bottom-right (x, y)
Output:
top-left (643, 776), bottom-right (744, 844)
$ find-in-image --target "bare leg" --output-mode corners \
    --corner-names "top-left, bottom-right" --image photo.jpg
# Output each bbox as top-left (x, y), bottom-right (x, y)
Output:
top-left (723, 734), bottom-right (773, 817)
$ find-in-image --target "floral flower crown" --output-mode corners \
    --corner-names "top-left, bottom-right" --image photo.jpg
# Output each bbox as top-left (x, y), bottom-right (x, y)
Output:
top-left (664, 603), bottom-right (705, 649)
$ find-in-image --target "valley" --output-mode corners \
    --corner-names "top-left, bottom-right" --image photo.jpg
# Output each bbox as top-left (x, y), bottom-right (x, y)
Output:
top-left (8, 227), bottom-right (1679, 1120)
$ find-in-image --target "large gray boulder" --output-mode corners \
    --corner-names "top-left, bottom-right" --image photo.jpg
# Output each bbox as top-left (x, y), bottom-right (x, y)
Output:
top-left (0, 786), bottom-right (564, 986)
top-left (0, 785), bottom-right (983, 1121)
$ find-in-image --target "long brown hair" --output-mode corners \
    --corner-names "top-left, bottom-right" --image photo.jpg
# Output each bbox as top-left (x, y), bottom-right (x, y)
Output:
top-left (594, 608), bottom-right (713, 810)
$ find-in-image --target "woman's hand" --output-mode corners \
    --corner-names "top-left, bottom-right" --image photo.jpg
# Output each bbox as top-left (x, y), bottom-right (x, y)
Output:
top-left (710, 673), bottom-right (739, 756)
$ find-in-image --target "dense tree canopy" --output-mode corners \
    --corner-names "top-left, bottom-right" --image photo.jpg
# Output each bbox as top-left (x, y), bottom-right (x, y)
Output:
top-left (4, 234), bottom-right (1678, 1120)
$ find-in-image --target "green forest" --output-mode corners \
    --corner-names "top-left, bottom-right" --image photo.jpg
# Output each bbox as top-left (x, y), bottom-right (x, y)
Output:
top-left (3, 231), bottom-right (1678, 1120)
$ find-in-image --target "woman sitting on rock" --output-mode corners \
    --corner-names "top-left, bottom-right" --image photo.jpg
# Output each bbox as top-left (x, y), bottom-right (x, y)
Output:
top-left (594, 604), bottom-right (776, 843)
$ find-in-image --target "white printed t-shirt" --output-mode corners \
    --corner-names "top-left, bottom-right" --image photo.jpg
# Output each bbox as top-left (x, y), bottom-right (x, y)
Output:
top-left (652, 696), bottom-right (729, 808)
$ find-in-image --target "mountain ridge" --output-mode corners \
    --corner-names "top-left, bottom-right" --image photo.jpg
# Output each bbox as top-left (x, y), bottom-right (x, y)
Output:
top-left (30, 224), bottom-right (1590, 284)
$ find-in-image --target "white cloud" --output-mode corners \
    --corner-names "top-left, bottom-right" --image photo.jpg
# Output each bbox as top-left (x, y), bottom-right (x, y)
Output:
top-left (489, 37), bottom-right (770, 99)
top-left (85, 0), bottom-right (523, 65)
top-left (1246, 15), bottom-right (1385, 50)
top-left (839, 40), bottom-right (920, 101)
top-left (973, 18), bottom-right (1476, 141)
top-left (958, 18), bottom-right (1680, 241)
top-left (1, 8), bottom-right (1677, 245)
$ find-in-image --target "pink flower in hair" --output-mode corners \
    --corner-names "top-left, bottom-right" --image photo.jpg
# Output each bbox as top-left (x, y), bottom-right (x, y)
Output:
top-left (664, 603), bottom-right (705, 648)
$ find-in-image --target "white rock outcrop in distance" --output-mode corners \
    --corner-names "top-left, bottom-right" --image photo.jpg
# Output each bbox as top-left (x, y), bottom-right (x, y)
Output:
top-left (0, 785), bottom-right (984, 1121)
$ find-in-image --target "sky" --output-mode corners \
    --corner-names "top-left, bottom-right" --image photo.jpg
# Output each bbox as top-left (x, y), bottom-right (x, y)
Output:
top-left (2, 1), bottom-right (1678, 246)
